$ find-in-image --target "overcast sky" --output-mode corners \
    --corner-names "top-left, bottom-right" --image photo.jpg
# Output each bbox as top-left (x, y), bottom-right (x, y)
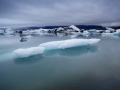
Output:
top-left (0, 0), bottom-right (120, 27)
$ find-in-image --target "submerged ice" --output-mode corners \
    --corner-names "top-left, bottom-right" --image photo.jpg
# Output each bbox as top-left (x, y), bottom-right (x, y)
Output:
top-left (13, 38), bottom-right (100, 58)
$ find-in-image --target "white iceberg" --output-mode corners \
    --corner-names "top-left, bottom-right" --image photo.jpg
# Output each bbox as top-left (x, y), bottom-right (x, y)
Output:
top-left (4, 28), bottom-right (15, 35)
top-left (0, 30), bottom-right (4, 34)
top-left (13, 38), bottom-right (100, 58)
top-left (114, 29), bottom-right (120, 35)
top-left (69, 25), bottom-right (80, 31)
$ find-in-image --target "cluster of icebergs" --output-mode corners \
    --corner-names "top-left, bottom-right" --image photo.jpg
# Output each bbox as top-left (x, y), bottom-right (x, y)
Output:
top-left (20, 25), bottom-right (120, 36)
top-left (0, 28), bottom-right (15, 35)
top-left (89, 28), bottom-right (120, 35)
top-left (1, 25), bottom-right (120, 38)
top-left (19, 25), bottom-right (90, 37)
top-left (1, 25), bottom-right (120, 43)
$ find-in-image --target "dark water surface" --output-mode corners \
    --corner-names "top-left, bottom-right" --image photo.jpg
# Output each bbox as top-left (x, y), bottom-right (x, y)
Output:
top-left (0, 34), bottom-right (120, 90)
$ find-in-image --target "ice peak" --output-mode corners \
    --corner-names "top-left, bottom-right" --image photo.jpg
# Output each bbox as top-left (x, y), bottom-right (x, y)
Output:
top-left (69, 25), bottom-right (80, 31)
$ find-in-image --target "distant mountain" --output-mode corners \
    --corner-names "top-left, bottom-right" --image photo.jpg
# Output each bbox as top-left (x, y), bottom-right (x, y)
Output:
top-left (14, 25), bottom-right (106, 30)
top-left (1, 25), bottom-right (120, 30)
top-left (75, 25), bottom-right (105, 30)
top-left (112, 26), bottom-right (120, 30)
top-left (44, 25), bottom-right (105, 30)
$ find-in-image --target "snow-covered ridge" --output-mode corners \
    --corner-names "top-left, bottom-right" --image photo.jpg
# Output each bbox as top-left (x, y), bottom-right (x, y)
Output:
top-left (13, 38), bottom-right (100, 58)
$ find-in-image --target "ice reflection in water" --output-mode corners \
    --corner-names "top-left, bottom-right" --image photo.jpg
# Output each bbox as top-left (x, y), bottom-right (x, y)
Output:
top-left (43, 45), bottom-right (98, 57)
top-left (13, 54), bottom-right (44, 65)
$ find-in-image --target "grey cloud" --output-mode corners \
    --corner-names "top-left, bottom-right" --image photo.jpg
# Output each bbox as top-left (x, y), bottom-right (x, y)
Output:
top-left (0, 0), bottom-right (120, 27)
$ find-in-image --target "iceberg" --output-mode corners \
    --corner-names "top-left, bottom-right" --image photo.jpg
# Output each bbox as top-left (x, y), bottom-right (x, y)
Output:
top-left (4, 28), bottom-right (15, 35)
top-left (13, 38), bottom-right (100, 58)
top-left (106, 27), bottom-right (113, 30)
top-left (69, 25), bottom-right (80, 31)
top-left (114, 29), bottom-right (120, 35)
top-left (0, 30), bottom-right (4, 35)
top-left (82, 31), bottom-right (90, 37)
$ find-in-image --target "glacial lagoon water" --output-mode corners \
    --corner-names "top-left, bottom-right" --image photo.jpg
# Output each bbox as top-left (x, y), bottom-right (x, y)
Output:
top-left (0, 33), bottom-right (120, 90)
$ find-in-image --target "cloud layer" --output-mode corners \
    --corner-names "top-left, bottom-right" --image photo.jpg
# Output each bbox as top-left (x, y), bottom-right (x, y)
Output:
top-left (0, 0), bottom-right (120, 27)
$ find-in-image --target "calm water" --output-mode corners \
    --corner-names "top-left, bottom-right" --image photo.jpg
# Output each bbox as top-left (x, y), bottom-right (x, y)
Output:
top-left (0, 33), bottom-right (120, 90)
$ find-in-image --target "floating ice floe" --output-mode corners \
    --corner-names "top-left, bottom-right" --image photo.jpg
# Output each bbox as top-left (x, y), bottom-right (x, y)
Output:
top-left (4, 28), bottom-right (15, 35)
top-left (0, 30), bottom-right (4, 35)
top-left (13, 38), bottom-right (100, 58)
top-left (114, 29), bottom-right (120, 35)
top-left (101, 29), bottom-right (120, 38)
top-left (81, 31), bottom-right (90, 37)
